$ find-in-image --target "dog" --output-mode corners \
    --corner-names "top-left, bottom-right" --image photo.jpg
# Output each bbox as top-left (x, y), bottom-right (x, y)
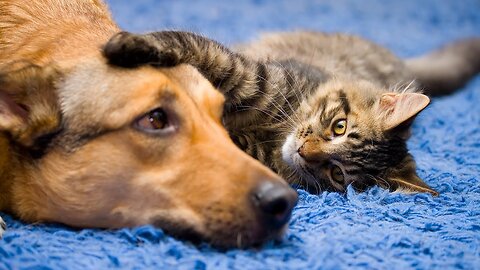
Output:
top-left (0, 0), bottom-right (297, 247)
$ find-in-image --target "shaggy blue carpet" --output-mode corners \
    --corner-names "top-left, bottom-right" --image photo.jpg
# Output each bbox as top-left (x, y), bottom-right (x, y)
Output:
top-left (1, 0), bottom-right (479, 269)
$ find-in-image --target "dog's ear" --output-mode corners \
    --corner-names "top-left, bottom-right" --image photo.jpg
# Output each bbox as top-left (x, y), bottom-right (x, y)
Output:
top-left (0, 65), bottom-right (61, 148)
top-left (0, 89), bottom-right (28, 135)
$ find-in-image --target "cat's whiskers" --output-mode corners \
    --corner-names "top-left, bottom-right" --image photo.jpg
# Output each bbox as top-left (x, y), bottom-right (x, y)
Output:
top-left (254, 75), bottom-right (299, 125)
top-left (285, 168), bottom-right (301, 188)
top-left (390, 81), bottom-right (402, 93)
top-left (290, 163), bottom-right (308, 191)
top-left (391, 79), bottom-right (417, 94)
top-left (235, 105), bottom-right (295, 129)
top-left (234, 88), bottom-right (295, 125)
top-left (402, 79), bottom-right (417, 93)
top-left (301, 164), bottom-right (322, 194)
top-left (309, 176), bottom-right (321, 195)
top-left (269, 59), bottom-right (304, 100)
top-left (268, 59), bottom-right (304, 123)
top-left (251, 139), bottom-right (287, 147)
top-left (366, 174), bottom-right (390, 190)
top-left (276, 126), bottom-right (297, 133)
top-left (243, 79), bottom-right (298, 126)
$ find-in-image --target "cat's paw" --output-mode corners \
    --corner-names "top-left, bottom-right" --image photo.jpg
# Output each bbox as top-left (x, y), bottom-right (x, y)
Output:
top-left (0, 216), bottom-right (6, 238)
top-left (104, 31), bottom-right (179, 68)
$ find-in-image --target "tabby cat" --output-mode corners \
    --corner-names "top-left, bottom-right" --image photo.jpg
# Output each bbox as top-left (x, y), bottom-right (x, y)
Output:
top-left (103, 31), bottom-right (480, 195)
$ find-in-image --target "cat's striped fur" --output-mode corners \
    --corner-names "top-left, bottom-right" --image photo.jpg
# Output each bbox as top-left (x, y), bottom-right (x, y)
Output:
top-left (104, 31), bottom-right (480, 195)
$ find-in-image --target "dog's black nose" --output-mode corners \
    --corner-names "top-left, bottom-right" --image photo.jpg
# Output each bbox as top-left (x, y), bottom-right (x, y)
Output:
top-left (252, 181), bottom-right (298, 230)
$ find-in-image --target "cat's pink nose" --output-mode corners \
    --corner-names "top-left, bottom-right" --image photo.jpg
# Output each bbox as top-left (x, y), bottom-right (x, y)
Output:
top-left (297, 144), bottom-right (307, 158)
top-left (297, 141), bottom-right (326, 162)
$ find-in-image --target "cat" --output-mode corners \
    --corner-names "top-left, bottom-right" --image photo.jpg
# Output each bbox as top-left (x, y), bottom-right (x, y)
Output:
top-left (103, 31), bottom-right (480, 195)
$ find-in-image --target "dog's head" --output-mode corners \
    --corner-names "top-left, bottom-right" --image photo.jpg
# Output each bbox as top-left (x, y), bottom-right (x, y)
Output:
top-left (0, 61), bottom-right (297, 248)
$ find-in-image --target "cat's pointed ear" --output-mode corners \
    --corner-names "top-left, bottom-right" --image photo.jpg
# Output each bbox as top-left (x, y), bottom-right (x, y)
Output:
top-left (377, 92), bottom-right (430, 131)
top-left (384, 155), bottom-right (439, 196)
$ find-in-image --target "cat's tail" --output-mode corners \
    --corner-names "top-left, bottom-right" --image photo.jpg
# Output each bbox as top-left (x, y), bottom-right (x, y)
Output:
top-left (405, 38), bottom-right (480, 96)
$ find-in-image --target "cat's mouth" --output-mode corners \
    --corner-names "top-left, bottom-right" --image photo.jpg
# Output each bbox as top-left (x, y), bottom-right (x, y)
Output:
top-left (281, 134), bottom-right (302, 168)
top-left (281, 134), bottom-right (332, 191)
top-left (281, 134), bottom-right (319, 175)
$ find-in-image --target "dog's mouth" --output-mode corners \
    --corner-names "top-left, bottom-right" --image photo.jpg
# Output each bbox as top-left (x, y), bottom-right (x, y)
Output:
top-left (151, 218), bottom-right (204, 245)
top-left (206, 223), bottom-right (286, 249)
top-left (150, 213), bottom-right (287, 249)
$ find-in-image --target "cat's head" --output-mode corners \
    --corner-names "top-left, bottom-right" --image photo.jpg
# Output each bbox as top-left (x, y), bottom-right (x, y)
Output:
top-left (282, 79), bottom-right (438, 195)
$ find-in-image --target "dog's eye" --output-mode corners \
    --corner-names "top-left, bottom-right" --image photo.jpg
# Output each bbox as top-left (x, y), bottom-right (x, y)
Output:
top-left (136, 108), bottom-right (169, 130)
top-left (330, 165), bottom-right (344, 183)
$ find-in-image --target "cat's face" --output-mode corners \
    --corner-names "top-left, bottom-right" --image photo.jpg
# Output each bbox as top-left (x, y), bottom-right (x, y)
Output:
top-left (281, 80), bottom-right (437, 195)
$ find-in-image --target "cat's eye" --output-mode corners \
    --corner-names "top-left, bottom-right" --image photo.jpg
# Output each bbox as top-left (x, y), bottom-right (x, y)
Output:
top-left (330, 165), bottom-right (344, 183)
top-left (332, 119), bottom-right (347, 136)
top-left (135, 108), bottom-right (171, 132)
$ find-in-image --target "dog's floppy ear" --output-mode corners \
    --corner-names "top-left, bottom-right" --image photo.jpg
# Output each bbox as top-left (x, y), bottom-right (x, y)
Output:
top-left (0, 65), bottom-right (61, 148)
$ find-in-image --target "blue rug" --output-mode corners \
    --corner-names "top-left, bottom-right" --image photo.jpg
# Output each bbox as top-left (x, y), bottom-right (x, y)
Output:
top-left (1, 0), bottom-right (479, 269)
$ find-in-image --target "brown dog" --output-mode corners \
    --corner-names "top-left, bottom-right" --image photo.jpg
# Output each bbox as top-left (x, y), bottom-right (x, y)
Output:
top-left (0, 0), bottom-right (297, 247)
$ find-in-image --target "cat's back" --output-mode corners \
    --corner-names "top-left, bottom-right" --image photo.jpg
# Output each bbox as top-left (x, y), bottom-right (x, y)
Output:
top-left (235, 31), bottom-right (412, 87)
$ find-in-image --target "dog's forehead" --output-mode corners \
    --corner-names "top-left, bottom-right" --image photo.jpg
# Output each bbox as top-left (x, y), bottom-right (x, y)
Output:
top-left (161, 65), bottom-right (225, 117)
top-left (57, 60), bottom-right (225, 134)
top-left (59, 60), bottom-right (176, 128)
top-left (160, 65), bottom-right (219, 97)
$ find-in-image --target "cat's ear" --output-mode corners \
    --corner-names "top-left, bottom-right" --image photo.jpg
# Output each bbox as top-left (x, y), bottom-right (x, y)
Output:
top-left (384, 155), bottom-right (439, 196)
top-left (377, 92), bottom-right (430, 132)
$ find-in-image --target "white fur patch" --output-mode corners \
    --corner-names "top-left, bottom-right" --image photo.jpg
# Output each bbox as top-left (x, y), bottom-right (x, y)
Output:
top-left (281, 134), bottom-right (297, 166)
top-left (0, 216), bottom-right (5, 238)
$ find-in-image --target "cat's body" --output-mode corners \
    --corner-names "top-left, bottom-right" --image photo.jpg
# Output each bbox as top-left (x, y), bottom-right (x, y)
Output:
top-left (228, 32), bottom-right (418, 193)
top-left (104, 31), bottom-right (480, 195)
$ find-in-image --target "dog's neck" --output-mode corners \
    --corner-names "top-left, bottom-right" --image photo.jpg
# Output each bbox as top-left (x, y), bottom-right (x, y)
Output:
top-left (0, 133), bottom-right (54, 217)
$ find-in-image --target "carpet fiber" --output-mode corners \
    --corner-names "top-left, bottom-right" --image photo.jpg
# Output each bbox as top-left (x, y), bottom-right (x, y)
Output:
top-left (1, 0), bottom-right (479, 269)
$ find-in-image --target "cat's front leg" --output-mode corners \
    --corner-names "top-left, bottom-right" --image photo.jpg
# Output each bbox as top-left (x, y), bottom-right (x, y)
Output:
top-left (104, 31), bottom-right (181, 68)
top-left (0, 216), bottom-right (6, 238)
top-left (103, 31), bottom-right (267, 108)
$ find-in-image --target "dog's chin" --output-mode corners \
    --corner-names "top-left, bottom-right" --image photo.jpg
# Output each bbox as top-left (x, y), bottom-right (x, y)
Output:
top-left (151, 217), bottom-right (286, 249)
top-left (207, 218), bottom-right (290, 249)
top-left (151, 218), bottom-right (204, 245)
top-left (210, 223), bottom-right (287, 250)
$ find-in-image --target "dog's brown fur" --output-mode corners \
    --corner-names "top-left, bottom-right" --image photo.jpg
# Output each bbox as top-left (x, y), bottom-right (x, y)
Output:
top-left (0, 0), bottom-right (296, 247)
